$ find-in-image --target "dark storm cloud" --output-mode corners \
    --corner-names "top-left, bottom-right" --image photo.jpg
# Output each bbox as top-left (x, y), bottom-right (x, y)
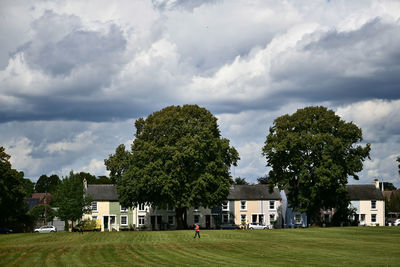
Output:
top-left (269, 18), bottom-right (400, 104)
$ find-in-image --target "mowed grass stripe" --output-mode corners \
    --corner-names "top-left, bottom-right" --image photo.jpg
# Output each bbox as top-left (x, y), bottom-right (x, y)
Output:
top-left (1, 227), bottom-right (400, 266)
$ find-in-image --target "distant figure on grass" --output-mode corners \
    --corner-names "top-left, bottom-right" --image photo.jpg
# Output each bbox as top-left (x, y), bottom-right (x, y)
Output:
top-left (193, 224), bottom-right (200, 238)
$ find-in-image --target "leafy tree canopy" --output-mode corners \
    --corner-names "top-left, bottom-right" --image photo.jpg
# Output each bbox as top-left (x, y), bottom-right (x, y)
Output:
top-left (0, 147), bottom-right (28, 228)
top-left (54, 171), bottom-right (92, 228)
top-left (397, 156), bottom-right (400, 175)
top-left (380, 182), bottom-right (396, 191)
top-left (22, 178), bottom-right (35, 197)
top-left (234, 177), bottom-right (249, 185)
top-left (257, 175), bottom-right (269, 185)
top-left (106, 105), bottom-right (239, 229)
top-left (262, 106), bottom-right (370, 225)
top-left (28, 204), bottom-right (56, 224)
top-left (35, 174), bottom-right (60, 193)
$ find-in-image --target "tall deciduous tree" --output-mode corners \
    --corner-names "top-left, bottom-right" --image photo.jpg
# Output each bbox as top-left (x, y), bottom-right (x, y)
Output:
top-left (54, 171), bottom-right (92, 229)
top-left (262, 106), bottom-right (370, 225)
top-left (35, 174), bottom-right (60, 193)
top-left (234, 177), bottom-right (249, 185)
top-left (106, 105), bottom-right (239, 229)
top-left (0, 147), bottom-right (28, 229)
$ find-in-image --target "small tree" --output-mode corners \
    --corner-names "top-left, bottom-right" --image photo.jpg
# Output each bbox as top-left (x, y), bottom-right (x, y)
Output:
top-left (234, 177), bottom-right (249, 185)
top-left (29, 204), bottom-right (56, 225)
top-left (54, 171), bottom-right (92, 230)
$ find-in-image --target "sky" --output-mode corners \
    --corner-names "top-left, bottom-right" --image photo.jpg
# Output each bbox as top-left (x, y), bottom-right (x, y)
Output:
top-left (1, 0), bottom-right (400, 187)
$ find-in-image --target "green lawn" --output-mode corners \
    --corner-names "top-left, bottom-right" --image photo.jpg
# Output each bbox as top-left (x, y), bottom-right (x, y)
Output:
top-left (1, 227), bottom-right (399, 266)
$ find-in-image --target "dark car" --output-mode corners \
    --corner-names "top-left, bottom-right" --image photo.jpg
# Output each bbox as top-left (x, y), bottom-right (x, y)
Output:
top-left (219, 223), bottom-right (240, 230)
top-left (0, 227), bottom-right (13, 234)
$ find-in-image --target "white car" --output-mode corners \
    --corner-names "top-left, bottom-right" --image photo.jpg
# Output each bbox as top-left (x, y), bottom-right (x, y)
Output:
top-left (394, 219), bottom-right (400, 226)
top-left (34, 225), bottom-right (57, 233)
top-left (248, 222), bottom-right (268, 229)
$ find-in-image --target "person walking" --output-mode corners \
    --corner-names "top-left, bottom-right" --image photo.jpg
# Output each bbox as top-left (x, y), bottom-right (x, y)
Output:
top-left (193, 224), bottom-right (200, 238)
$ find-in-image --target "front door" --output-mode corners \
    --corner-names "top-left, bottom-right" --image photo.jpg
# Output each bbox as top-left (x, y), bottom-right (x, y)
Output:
top-left (206, 215), bottom-right (210, 229)
top-left (103, 216), bottom-right (109, 231)
top-left (151, 216), bottom-right (156, 230)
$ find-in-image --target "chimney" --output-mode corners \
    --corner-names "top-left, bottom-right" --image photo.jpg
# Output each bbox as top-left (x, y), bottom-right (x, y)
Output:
top-left (374, 179), bottom-right (379, 189)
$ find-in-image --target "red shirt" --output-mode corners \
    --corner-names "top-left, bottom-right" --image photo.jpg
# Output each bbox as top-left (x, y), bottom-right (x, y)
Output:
top-left (195, 225), bottom-right (199, 231)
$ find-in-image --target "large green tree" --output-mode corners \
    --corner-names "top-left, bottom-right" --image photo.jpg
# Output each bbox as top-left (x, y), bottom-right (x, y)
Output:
top-left (0, 147), bottom-right (29, 229)
top-left (105, 105), bottom-right (239, 229)
top-left (54, 171), bottom-right (92, 229)
top-left (34, 174), bottom-right (60, 193)
top-left (262, 106), bottom-right (370, 225)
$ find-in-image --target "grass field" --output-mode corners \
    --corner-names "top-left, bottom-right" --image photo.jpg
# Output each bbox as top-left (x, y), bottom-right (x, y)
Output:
top-left (1, 227), bottom-right (399, 266)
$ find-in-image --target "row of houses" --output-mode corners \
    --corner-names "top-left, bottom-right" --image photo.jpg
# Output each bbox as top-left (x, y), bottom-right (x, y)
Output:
top-left (83, 179), bottom-right (385, 231)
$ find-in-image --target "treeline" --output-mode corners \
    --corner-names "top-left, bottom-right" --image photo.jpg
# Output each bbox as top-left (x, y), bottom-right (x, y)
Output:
top-left (0, 146), bottom-right (110, 232)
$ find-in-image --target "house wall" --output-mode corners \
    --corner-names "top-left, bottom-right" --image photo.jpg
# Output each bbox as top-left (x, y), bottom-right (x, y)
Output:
top-left (231, 200), bottom-right (282, 227)
top-left (355, 200), bottom-right (385, 226)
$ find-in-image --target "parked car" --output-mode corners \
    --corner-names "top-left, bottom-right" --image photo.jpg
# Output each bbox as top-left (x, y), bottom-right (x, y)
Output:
top-left (34, 225), bottom-right (57, 233)
top-left (0, 227), bottom-right (13, 234)
top-left (248, 222), bottom-right (268, 230)
top-left (219, 224), bottom-right (240, 230)
top-left (394, 219), bottom-right (400, 226)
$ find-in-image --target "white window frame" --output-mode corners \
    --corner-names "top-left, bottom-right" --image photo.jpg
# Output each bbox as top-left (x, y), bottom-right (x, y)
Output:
top-left (138, 203), bottom-right (146, 211)
top-left (270, 213), bottom-right (275, 221)
top-left (120, 215), bottom-right (128, 226)
top-left (371, 200), bottom-right (377, 210)
top-left (371, 214), bottom-right (377, 223)
top-left (295, 214), bottom-right (302, 224)
top-left (222, 201), bottom-right (229, 211)
top-left (138, 215), bottom-right (145, 225)
top-left (269, 201), bottom-right (275, 210)
top-left (91, 202), bottom-right (98, 212)
top-left (120, 205), bottom-right (128, 212)
top-left (240, 200), bottom-right (247, 211)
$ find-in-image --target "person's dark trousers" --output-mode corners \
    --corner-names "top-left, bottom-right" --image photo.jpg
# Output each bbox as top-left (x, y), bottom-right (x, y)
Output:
top-left (194, 231), bottom-right (200, 238)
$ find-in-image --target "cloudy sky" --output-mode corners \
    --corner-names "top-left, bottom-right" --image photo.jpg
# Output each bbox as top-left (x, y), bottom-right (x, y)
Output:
top-left (1, 0), bottom-right (400, 187)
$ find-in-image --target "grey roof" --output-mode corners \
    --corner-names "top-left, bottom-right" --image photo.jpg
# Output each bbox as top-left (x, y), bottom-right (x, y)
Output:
top-left (86, 184), bottom-right (119, 201)
top-left (346, 185), bottom-right (384, 200)
top-left (228, 185), bottom-right (281, 200)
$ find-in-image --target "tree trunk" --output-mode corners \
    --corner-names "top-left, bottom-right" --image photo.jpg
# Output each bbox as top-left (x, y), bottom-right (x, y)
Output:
top-left (175, 207), bottom-right (188, 230)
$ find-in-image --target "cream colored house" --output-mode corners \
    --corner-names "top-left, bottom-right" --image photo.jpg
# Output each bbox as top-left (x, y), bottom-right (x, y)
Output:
top-left (347, 181), bottom-right (385, 226)
top-left (226, 185), bottom-right (282, 228)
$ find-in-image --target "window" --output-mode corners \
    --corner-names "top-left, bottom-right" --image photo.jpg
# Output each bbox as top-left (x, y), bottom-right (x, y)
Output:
top-left (91, 202), bottom-right (98, 212)
top-left (371, 214), bottom-right (377, 223)
top-left (295, 214), bottom-right (302, 224)
top-left (138, 203), bottom-right (145, 211)
top-left (269, 201), bottom-right (275, 210)
top-left (240, 201), bottom-right (247, 211)
top-left (138, 215), bottom-right (145, 225)
top-left (223, 214), bottom-right (229, 223)
top-left (92, 216), bottom-right (98, 221)
top-left (252, 214), bottom-right (257, 223)
top-left (168, 216), bottom-right (174, 225)
top-left (222, 201), bottom-right (229, 211)
top-left (194, 215), bottom-right (200, 224)
top-left (120, 205), bottom-right (128, 212)
top-left (120, 215), bottom-right (128, 226)
top-left (371, 200), bottom-right (377, 210)
top-left (240, 214), bottom-right (247, 224)
top-left (258, 214), bottom-right (264, 224)
top-left (270, 214), bottom-right (275, 221)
